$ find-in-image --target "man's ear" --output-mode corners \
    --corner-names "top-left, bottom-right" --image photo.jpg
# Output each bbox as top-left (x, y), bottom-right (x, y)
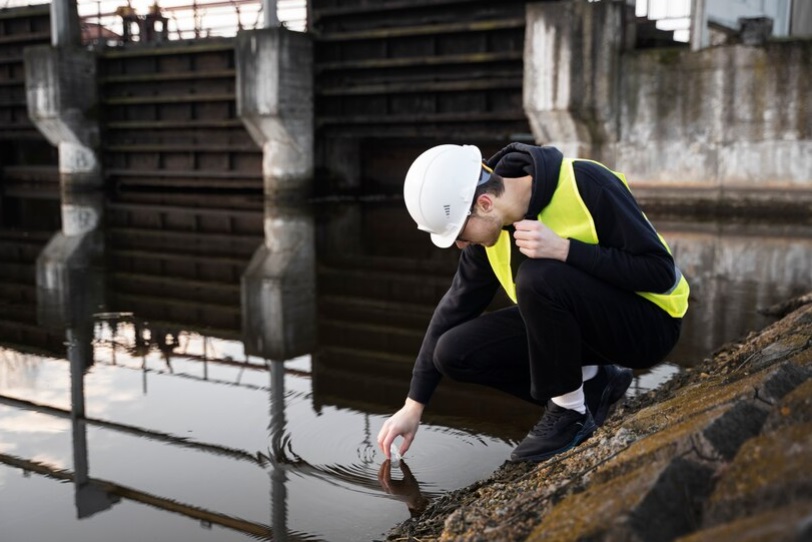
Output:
top-left (475, 194), bottom-right (494, 213)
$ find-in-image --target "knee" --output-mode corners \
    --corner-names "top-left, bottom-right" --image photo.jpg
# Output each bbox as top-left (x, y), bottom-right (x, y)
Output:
top-left (515, 259), bottom-right (568, 302)
top-left (433, 330), bottom-right (466, 380)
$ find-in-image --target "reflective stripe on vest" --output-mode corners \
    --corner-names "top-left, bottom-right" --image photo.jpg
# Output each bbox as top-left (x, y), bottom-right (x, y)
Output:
top-left (485, 158), bottom-right (689, 318)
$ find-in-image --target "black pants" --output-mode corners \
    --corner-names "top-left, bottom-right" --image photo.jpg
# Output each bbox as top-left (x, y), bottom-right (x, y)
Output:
top-left (432, 260), bottom-right (682, 405)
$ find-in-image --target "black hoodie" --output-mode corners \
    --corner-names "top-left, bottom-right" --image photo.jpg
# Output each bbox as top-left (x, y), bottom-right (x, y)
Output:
top-left (407, 143), bottom-right (678, 405)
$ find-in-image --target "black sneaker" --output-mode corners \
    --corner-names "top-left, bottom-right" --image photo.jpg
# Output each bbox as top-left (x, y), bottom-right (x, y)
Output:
top-left (509, 401), bottom-right (596, 462)
top-left (584, 365), bottom-right (633, 426)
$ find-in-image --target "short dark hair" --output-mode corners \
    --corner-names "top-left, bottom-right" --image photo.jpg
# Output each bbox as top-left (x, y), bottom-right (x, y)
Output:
top-left (472, 171), bottom-right (505, 204)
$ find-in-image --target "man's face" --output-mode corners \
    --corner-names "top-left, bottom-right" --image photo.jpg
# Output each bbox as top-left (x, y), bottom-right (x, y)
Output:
top-left (454, 209), bottom-right (503, 249)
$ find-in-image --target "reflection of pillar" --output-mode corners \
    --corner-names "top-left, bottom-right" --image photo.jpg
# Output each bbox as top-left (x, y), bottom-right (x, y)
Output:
top-left (242, 201), bottom-right (316, 361)
top-left (269, 361), bottom-right (286, 457)
top-left (269, 360), bottom-right (288, 541)
top-left (244, 200), bottom-right (316, 540)
top-left (235, 27), bottom-right (312, 198)
top-left (69, 323), bottom-right (121, 518)
top-left (36, 191), bottom-right (105, 331)
top-left (262, 0), bottom-right (280, 27)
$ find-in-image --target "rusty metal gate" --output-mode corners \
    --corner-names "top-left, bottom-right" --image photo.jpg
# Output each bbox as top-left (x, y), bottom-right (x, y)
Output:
top-left (0, 5), bottom-right (58, 198)
top-left (310, 0), bottom-right (532, 187)
top-left (98, 39), bottom-right (263, 193)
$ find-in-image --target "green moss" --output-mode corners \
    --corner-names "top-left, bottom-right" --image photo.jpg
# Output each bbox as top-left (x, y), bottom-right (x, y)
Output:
top-left (656, 48), bottom-right (684, 65)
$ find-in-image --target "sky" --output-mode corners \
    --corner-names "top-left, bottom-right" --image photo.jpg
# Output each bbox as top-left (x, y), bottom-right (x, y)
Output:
top-left (1, 0), bottom-right (688, 40)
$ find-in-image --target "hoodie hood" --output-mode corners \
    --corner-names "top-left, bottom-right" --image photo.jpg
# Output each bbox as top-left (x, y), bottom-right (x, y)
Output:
top-left (485, 142), bottom-right (564, 219)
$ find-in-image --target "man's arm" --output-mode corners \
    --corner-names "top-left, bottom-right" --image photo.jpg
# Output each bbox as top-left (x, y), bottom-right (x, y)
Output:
top-left (407, 245), bottom-right (499, 404)
top-left (378, 245), bottom-right (498, 458)
top-left (567, 161), bottom-right (677, 294)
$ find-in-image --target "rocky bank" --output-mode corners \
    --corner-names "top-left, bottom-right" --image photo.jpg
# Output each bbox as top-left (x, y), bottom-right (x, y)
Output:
top-left (385, 293), bottom-right (812, 542)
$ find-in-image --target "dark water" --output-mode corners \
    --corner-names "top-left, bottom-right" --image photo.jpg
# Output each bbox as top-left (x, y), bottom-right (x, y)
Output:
top-left (1, 193), bottom-right (810, 541)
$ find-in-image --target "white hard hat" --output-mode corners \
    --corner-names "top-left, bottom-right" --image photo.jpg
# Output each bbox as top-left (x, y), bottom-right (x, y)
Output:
top-left (403, 144), bottom-right (484, 248)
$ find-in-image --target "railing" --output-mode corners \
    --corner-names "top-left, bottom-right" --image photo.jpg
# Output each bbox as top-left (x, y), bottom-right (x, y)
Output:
top-left (630, 0), bottom-right (800, 48)
top-left (0, 0), bottom-right (307, 44)
top-left (633, 0), bottom-right (692, 43)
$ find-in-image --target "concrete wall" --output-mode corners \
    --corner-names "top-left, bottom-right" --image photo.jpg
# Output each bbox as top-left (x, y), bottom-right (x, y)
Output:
top-left (524, 1), bottom-right (812, 209)
top-left (616, 41), bottom-right (812, 187)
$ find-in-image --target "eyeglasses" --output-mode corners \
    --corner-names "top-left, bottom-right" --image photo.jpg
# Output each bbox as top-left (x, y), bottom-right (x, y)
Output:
top-left (477, 163), bottom-right (492, 187)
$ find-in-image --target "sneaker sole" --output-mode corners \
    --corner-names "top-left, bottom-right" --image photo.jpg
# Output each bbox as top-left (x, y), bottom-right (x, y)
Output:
top-left (593, 368), bottom-right (633, 426)
top-left (509, 418), bottom-right (597, 463)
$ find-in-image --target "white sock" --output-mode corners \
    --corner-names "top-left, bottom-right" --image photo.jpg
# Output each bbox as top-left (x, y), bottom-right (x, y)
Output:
top-left (551, 385), bottom-right (586, 414)
top-left (582, 365), bottom-right (599, 381)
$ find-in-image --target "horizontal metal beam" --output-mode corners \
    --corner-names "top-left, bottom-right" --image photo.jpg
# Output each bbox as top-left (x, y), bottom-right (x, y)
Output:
top-left (106, 168), bottom-right (259, 180)
top-left (99, 40), bottom-right (235, 59)
top-left (0, 5), bottom-right (48, 20)
top-left (315, 17), bottom-right (524, 42)
top-left (108, 226), bottom-right (261, 250)
top-left (0, 395), bottom-right (261, 464)
top-left (313, 0), bottom-right (501, 20)
top-left (315, 50), bottom-right (522, 72)
top-left (319, 77), bottom-right (522, 96)
top-left (0, 31), bottom-right (49, 45)
top-left (103, 93), bottom-right (235, 106)
top-left (0, 451), bottom-right (277, 540)
top-left (99, 69), bottom-right (236, 84)
top-left (317, 110), bottom-right (527, 126)
top-left (104, 144), bottom-right (258, 153)
top-left (106, 120), bottom-right (243, 130)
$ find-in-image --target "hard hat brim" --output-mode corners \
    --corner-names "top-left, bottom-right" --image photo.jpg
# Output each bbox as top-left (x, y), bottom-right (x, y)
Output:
top-left (430, 228), bottom-right (462, 248)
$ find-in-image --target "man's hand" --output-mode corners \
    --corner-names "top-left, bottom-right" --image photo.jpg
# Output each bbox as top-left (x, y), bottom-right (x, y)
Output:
top-left (513, 219), bottom-right (570, 261)
top-left (377, 398), bottom-right (424, 459)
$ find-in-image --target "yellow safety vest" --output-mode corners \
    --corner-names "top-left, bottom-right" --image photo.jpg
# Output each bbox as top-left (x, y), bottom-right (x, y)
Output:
top-left (485, 159), bottom-right (689, 318)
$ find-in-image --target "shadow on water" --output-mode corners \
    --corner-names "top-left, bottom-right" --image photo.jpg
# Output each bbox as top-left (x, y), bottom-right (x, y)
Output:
top-left (0, 191), bottom-right (811, 541)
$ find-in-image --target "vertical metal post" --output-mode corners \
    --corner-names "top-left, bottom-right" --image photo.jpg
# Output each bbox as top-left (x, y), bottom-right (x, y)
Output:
top-left (690, 0), bottom-right (709, 51)
top-left (51, 0), bottom-right (82, 47)
top-left (263, 0), bottom-right (280, 27)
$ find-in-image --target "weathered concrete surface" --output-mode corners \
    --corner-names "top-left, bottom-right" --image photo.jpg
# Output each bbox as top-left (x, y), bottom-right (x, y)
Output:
top-left (524, 1), bottom-right (812, 214)
top-left (24, 45), bottom-right (101, 190)
top-left (235, 27), bottom-right (313, 198)
top-left (241, 201), bottom-right (316, 361)
top-left (385, 293), bottom-right (812, 541)
top-left (523, 0), bottom-right (624, 162)
top-left (676, 501), bottom-right (812, 542)
top-left (615, 41), bottom-right (812, 208)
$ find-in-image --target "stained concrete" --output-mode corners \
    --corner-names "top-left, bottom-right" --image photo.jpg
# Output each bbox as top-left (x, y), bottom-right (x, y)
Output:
top-left (523, 1), bottom-right (812, 214)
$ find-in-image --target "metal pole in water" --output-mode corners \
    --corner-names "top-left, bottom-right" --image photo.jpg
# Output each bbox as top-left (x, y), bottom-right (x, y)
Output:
top-left (263, 0), bottom-right (280, 27)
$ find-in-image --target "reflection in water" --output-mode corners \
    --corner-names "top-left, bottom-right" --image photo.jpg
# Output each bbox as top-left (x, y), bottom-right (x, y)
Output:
top-left (0, 193), bottom-right (810, 541)
top-left (378, 459), bottom-right (430, 517)
top-left (660, 220), bottom-right (812, 366)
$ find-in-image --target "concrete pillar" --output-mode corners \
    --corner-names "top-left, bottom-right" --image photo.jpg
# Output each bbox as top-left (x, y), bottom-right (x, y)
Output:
top-left (51, 0), bottom-right (82, 47)
top-left (691, 0), bottom-right (710, 51)
top-left (236, 28), bottom-right (313, 199)
top-left (241, 201), bottom-right (316, 361)
top-left (24, 45), bottom-right (101, 191)
top-left (36, 191), bottom-right (105, 331)
top-left (791, 0), bottom-right (812, 36)
top-left (523, 0), bottom-right (625, 160)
